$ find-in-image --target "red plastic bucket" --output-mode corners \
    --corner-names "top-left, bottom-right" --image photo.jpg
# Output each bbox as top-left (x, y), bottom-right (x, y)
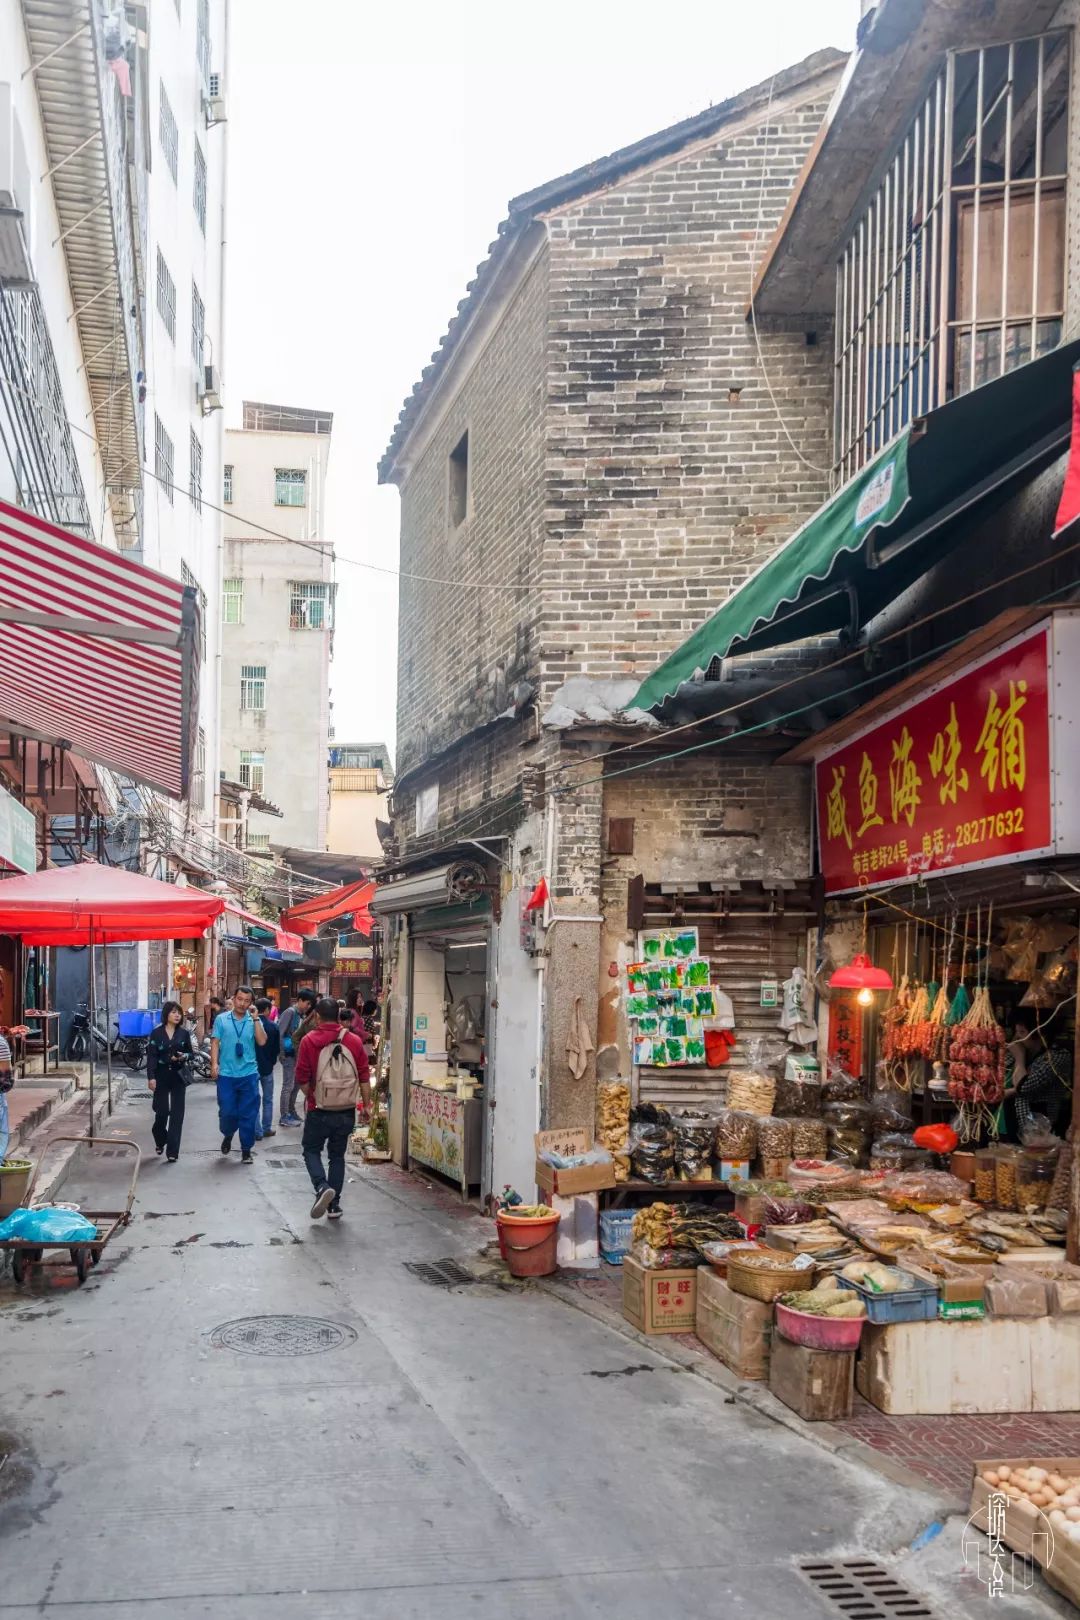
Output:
top-left (496, 1211), bottom-right (560, 1277)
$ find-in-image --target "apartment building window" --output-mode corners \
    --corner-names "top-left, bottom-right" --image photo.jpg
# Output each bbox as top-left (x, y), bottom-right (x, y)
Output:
top-left (196, 0), bottom-right (211, 88)
top-left (181, 560), bottom-right (208, 659)
top-left (192, 727), bottom-right (206, 809)
top-left (191, 280), bottom-right (205, 369)
top-left (158, 84), bottom-right (178, 184)
top-left (274, 467), bottom-right (306, 507)
top-left (289, 580), bottom-right (332, 630)
top-left (155, 250), bottom-right (176, 341)
top-left (240, 664), bottom-right (266, 711)
top-left (239, 750), bottom-right (265, 794)
top-left (246, 832), bottom-right (271, 852)
top-left (335, 748), bottom-right (373, 768)
top-left (222, 575), bottom-right (243, 624)
top-left (223, 463), bottom-right (233, 503)
top-left (188, 430), bottom-right (203, 513)
top-left (193, 139), bottom-right (207, 235)
top-left (448, 429), bottom-right (470, 527)
top-left (834, 30), bottom-right (1069, 481)
top-left (154, 415), bottom-right (174, 503)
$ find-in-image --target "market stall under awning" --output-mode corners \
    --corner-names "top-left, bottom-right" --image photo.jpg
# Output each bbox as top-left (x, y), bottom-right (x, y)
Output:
top-left (280, 877), bottom-right (375, 938)
top-left (223, 900), bottom-right (304, 955)
top-left (0, 499), bottom-right (200, 797)
top-left (631, 340), bottom-right (1080, 711)
top-left (0, 860), bottom-right (224, 944)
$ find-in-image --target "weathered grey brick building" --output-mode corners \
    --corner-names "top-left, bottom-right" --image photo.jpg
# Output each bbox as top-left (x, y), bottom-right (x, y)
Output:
top-left (375, 51), bottom-right (847, 1199)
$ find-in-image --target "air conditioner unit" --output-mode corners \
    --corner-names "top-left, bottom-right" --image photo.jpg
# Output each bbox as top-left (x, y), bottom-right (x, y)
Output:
top-left (204, 71), bottom-right (227, 127)
top-left (198, 364), bottom-right (222, 413)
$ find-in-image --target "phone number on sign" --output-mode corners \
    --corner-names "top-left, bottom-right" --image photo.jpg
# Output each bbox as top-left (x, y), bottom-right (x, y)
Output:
top-left (954, 807), bottom-right (1025, 848)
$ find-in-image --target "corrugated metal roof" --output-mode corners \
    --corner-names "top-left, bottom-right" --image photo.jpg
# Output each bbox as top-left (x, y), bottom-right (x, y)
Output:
top-left (21, 0), bottom-right (144, 543)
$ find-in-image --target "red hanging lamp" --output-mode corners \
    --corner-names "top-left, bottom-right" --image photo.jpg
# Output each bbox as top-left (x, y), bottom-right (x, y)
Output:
top-left (829, 905), bottom-right (894, 1005)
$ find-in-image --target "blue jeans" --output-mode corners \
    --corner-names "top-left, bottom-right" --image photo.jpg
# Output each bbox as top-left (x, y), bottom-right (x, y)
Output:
top-left (0, 1089), bottom-right (9, 1162)
top-left (216, 1072), bottom-right (260, 1152)
top-left (256, 1071), bottom-right (275, 1136)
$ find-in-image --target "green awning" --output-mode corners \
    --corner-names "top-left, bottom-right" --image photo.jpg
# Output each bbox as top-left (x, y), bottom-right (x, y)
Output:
top-left (631, 339), bottom-right (1080, 711)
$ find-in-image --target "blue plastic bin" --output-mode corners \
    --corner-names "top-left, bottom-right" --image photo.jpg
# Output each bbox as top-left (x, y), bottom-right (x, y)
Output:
top-left (837, 1271), bottom-right (938, 1324)
top-left (599, 1209), bottom-right (635, 1266)
top-left (140, 1011), bottom-right (157, 1036)
top-left (117, 1009), bottom-right (148, 1038)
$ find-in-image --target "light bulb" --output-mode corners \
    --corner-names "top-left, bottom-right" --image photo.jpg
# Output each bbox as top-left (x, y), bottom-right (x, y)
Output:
top-left (856, 986), bottom-right (875, 1007)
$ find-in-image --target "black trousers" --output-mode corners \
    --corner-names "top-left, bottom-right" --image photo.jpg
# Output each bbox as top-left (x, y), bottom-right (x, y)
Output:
top-left (302, 1107), bottom-right (354, 1204)
top-left (151, 1075), bottom-right (187, 1158)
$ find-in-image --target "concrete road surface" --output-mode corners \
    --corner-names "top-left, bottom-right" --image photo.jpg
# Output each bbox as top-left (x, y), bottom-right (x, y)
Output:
top-left (0, 1084), bottom-right (1061, 1618)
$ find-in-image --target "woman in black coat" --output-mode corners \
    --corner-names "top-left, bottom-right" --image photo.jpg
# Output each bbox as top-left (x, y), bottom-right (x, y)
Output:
top-left (147, 1001), bottom-right (195, 1162)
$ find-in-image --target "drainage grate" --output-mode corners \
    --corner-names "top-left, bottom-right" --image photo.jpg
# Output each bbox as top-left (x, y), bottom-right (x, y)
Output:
top-left (404, 1258), bottom-right (478, 1288)
top-left (123, 1091), bottom-right (152, 1101)
top-left (264, 1158), bottom-right (305, 1171)
top-left (209, 1315), bottom-right (357, 1356)
top-left (800, 1561), bottom-right (935, 1619)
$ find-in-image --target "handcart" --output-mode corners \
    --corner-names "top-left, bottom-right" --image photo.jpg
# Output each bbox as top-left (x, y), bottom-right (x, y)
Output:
top-left (1, 1136), bottom-right (141, 1285)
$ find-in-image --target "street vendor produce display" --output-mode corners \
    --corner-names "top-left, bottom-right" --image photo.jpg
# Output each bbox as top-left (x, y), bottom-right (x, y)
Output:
top-left (631, 1200), bottom-right (741, 1262)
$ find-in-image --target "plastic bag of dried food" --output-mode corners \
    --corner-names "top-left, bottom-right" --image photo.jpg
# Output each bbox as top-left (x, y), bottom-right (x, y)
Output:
top-left (871, 1089), bottom-right (913, 1136)
top-left (822, 1062), bottom-right (863, 1104)
top-left (984, 1274), bottom-right (1049, 1318)
top-left (762, 1194), bottom-right (816, 1226)
top-left (869, 1132), bottom-right (917, 1170)
top-left (714, 1109), bottom-right (758, 1158)
top-left (880, 1168), bottom-right (970, 1205)
top-left (630, 1102), bottom-right (671, 1127)
top-left (787, 1118), bottom-right (828, 1158)
top-left (1019, 1113), bottom-right (1061, 1151)
top-left (629, 1122), bottom-right (675, 1184)
top-left (631, 1241), bottom-right (702, 1269)
top-left (670, 1109), bottom-right (717, 1178)
top-left (824, 1099), bottom-right (874, 1165)
top-left (774, 1054), bottom-right (822, 1117)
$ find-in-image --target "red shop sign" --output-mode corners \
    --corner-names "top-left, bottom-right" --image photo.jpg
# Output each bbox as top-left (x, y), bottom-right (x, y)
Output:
top-left (814, 622), bottom-right (1069, 895)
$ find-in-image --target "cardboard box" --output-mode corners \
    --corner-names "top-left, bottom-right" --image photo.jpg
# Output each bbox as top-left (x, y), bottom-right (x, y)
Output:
top-left (717, 1158), bottom-right (751, 1185)
top-left (622, 1252), bottom-right (697, 1335)
top-left (535, 1129), bottom-right (616, 1197)
top-left (855, 1317), bottom-right (1080, 1414)
top-left (695, 1268), bottom-right (773, 1379)
top-left (903, 1258), bottom-right (986, 1308)
top-left (969, 1458), bottom-right (1080, 1576)
top-left (769, 1335), bottom-right (854, 1421)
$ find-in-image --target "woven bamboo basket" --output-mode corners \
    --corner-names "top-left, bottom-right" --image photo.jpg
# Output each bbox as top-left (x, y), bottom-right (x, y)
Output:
top-left (726, 1250), bottom-right (815, 1302)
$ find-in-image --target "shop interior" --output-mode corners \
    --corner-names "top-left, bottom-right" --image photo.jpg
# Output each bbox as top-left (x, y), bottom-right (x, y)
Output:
top-left (406, 931), bottom-right (488, 1199)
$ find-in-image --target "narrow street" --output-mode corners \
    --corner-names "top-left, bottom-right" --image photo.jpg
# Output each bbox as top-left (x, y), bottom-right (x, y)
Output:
top-left (0, 1083), bottom-right (974, 1620)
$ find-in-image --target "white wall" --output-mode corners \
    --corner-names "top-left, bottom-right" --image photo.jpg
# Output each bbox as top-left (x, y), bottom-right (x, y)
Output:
top-left (219, 422), bottom-right (332, 849)
top-left (490, 814), bottom-right (543, 1200)
top-left (141, 0), bottom-right (228, 829)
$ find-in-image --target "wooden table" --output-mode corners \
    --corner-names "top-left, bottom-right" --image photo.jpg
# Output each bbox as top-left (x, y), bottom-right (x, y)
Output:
top-left (19, 1010), bottom-right (61, 1075)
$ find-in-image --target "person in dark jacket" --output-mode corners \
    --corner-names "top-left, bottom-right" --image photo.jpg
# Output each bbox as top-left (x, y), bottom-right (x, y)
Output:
top-left (254, 997), bottom-right (281, 1142)
top-left (147, 1001), bottom-right (195, 1162)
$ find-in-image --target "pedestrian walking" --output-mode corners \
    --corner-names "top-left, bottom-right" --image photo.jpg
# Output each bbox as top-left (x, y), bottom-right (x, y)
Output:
top-left (277, 987), bottom-right (314, 1127)
top-left (204, 995), bottom-right (224, 1045)
top-left (147, 1001), bottom-right (195, 1162)
top-left (209, 985), bottom-right (266, 1164)
top-left (254, 996), bottom-right (281, 1140)
top-left (0, 1030), bottom-right (13, 1163)
top-left (295, 996), bottom-right (370, 1220)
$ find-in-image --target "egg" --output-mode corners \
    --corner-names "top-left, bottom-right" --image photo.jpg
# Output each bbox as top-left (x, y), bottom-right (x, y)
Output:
top-left (1051, 1510), bottom-right (1068, 1529)
top-left (998, 1467), bottom-right (1012, 1481)
top-left (1063, 1490), bottom-right (1079, 1507)
top-left (1029, 1467), bottom-right (1049, 1484)
top-left (1065, 1507), bottom-right (1080, 1523)
top-left (1069, 1525), bottom-right (1080, 1544)
top-left (982, 1470), bottom-right (1000, 1486)
top-left (1049, 1474), bottom-right (1068, 1494)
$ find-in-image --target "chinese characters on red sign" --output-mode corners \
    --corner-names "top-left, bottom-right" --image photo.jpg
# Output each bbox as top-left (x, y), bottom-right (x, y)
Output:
top-left (827, 991), bottom-right (864, 1079)
top-left (815, 630), bottom-right (1052, 894)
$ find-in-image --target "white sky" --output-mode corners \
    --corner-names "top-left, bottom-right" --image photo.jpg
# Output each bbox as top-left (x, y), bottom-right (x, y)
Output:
top-left (224, 0), bottom-right (860, 762)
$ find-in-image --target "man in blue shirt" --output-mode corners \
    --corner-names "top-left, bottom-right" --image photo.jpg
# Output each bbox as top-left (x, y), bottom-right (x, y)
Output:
top-left (209, 985), bottom-right (267, 1164)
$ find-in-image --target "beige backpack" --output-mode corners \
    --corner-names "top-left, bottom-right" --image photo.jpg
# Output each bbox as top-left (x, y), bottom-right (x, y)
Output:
top-left (313, 1038), bottom-right (361, 1110)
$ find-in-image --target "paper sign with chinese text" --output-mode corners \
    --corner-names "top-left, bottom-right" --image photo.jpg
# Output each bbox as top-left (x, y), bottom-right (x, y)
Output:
top-left (815, 627), bottom-right (1053, 894)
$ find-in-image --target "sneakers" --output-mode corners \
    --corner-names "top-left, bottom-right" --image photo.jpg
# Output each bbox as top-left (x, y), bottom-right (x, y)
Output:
top-left (310, 1185), bottom-right (335, 1219)
top-left (327, 1206), bottom-right (343, 1221)
top-left (221, 1135), bottom-right (233, 1155)
top-left (285, 1113), bottom-right (302, 1125)
top-left (278, 1116), bottom-right (297, 1128)
top-left (166, 1155), bottom-right (178, 1164)
top-left (240, 1151), bottom-right (255, 1165)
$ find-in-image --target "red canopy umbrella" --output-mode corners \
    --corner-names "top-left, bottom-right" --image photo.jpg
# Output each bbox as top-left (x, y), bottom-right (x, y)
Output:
top-left (280, 877), bottom-right (374, 939)
top-left (0, 863), bottom-right (225, 1121)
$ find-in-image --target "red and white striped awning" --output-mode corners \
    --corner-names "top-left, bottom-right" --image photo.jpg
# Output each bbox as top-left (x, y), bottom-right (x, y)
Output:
top-left (0, 499), bottom-right (199, 798)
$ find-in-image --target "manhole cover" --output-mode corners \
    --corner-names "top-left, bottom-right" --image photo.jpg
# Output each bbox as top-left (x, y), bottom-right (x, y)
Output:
top-left (209, 1315), bottom-right (356, 1356)
top-left (800, 1560), bottom-right (935, 1618)
top-left (404, 1258), bottom-right (478, 1288)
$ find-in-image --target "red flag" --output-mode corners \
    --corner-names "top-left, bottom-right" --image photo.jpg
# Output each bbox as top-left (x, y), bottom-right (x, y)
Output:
top-left (1054, 362), bottom-right (1080, 536)
top-left (524, 877), bottom-right (549, 912)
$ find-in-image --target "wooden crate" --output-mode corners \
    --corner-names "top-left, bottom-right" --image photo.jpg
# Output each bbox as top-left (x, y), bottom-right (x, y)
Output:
top-left (769, 1335), bottom-right (854, 1421)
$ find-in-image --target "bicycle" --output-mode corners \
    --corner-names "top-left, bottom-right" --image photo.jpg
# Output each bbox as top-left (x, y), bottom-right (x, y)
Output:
top-left (65, 1005), bottom-right (147, 1069)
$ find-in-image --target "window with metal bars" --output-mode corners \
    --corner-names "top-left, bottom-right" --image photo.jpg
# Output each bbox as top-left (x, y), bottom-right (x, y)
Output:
top-left (222, 576), bottom-right (242, 624)
top-left (155, 249), bottom-right (176, 341)
top-left (196, 0), bottom-right (211, 88)
top-left (223, 463), bottom-right (233, 503)
top-left (193, 139), bottom-right (207, 235)
top-left (239, 750), bottom-right (265, 793)
top-left (240, 664), bottom-right (266, 711)
top-left (288, 580), bottom-right (332, 630)
top-left (192, 727), bottom-right (206, 809)
top-left (245, 832), bottom-right (270, 852)
top-left (154, 415), bottom-right (174, 504)
top-left (181, 561), bottom-right (208, 659)
top-left (274, 467), bottom-right (306, 506)
top-left (159, 84), bottom-right (178, 184)
top-left (189, 431), bottom-right (203, 513)
top-left (191, 280), bottom-right (205, 369)
top-left (834, 29), bottom-right (1069, 483)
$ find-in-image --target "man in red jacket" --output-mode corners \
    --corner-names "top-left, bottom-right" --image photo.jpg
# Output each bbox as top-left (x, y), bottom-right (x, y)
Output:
top-left (295, 997), bottom-right (371, 1220)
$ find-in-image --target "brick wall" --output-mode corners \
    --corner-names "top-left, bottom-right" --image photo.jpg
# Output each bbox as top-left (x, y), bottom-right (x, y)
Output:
top-left (540, 74), bottom-right (838, 702)
top-left (395, 250), bottom-right (549, 780)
